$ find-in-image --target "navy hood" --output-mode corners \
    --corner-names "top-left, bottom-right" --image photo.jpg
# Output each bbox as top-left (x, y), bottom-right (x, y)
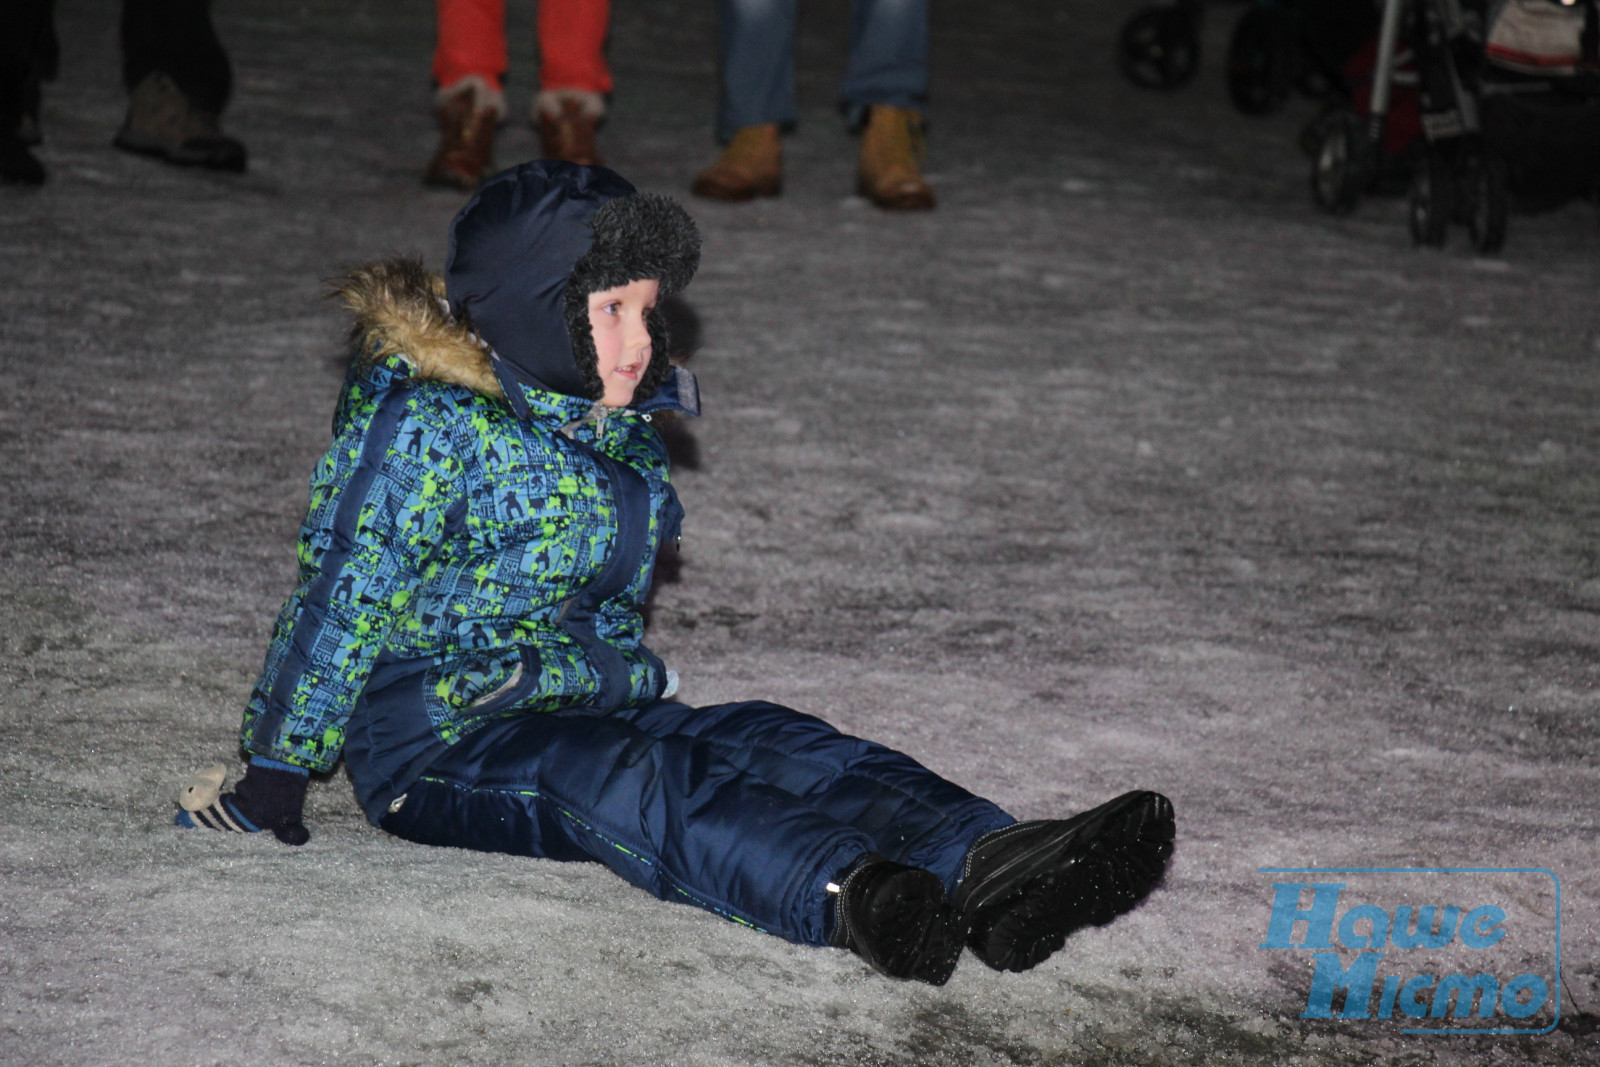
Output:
top-left (444, 161), bottom-right (702, 418)
top-left (445, 161), bottom-right (633, 407)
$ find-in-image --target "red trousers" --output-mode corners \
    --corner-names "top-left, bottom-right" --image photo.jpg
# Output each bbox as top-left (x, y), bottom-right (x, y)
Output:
top-left (433, 0), bottom-right (611, 94)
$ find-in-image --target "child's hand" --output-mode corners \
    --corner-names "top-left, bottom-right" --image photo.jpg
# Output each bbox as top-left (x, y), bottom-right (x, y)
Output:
top-left (174, 760), bottom-right (311, 845)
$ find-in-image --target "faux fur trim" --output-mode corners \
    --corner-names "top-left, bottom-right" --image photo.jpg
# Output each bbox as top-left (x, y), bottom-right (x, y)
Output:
top-left (435, 75), bottom-right (506, 121)
top-left (333, 258), bottom-right (504, 399)
top-left (563, 193), bottom-right (700, 402)
top-left (533, 88), bottom-right (606, 121)
top-left (570, 193), bottom-right (701, 299)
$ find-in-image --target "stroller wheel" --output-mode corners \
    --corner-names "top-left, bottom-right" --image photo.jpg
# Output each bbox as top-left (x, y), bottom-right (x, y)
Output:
top-left (1408, 151), bottom-right (1452, 248)
top-left (1226, 6), bottom-right (1297, 116)
top-left (1462, 153), bottom-right (1509, 254)
top-left (1118, 8), bottom-right (1201, 91)
top-left (1309, 110), bottom-right (1368, 215)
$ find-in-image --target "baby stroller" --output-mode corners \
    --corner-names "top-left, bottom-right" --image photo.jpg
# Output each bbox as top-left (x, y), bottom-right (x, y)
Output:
top-left (1117, 0), bottom-right (1376, 116)
top-left (1307, 0), bottom-right (1600, 251)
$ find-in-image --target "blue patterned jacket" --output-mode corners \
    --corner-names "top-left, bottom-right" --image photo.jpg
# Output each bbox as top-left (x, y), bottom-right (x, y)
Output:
top-left (239, 263), bottom-right (688, 776)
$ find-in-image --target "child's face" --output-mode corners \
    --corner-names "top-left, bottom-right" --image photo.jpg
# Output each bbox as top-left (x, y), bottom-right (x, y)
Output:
top-left (587, 278), bottom-right (660, 408)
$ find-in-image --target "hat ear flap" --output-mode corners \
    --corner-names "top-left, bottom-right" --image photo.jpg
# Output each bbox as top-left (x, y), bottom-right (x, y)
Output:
top-left (563, 285), bottom-right (605, 402)
top-left (634, 307), bottom-right (673, 402)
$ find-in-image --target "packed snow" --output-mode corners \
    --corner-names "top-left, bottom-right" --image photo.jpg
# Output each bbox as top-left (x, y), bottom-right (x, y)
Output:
top-left (1, 1), bottom-right (1596, 1064)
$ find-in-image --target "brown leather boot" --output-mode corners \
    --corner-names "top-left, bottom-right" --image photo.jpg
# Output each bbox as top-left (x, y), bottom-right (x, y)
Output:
top-left (535, 90), bottom-right (603, 166)
top-left (423, 79), bottom-right (501, 191)
top-left (691, 123), bottom-right (782, 201)
top-left (856, 105), bottom-right (934, 211)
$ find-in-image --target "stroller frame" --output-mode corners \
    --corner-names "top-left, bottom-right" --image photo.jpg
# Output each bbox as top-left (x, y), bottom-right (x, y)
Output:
top-left (1312, 0), bottom-right (1562, 251)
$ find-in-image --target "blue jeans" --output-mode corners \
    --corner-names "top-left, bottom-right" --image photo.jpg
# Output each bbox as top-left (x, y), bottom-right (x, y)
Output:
top-left (717, 0), bottom-right (928, 141)
top-left (368, 699), bottom-right (1012, 946)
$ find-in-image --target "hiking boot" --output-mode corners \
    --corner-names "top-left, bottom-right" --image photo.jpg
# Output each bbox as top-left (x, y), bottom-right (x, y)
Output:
top-left (856, 105), bottom-right (934, 211)
top-left (691, 122), bottom-right (781, 201)
top-left (113, 71), bottom-right (247, 173)
top-left (831, 855), bottom-right (965, 985)
top-left (954, 791), bottom-right (1175, 973)
top-left (424, 79), bottom-right (502, 191)
top-left (535, 90), bottom-right (603, 166)
top-left (1, 135), bottom-right (45, 186)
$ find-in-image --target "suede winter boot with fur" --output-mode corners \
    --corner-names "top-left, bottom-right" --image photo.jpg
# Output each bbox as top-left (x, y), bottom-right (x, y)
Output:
top-left (690, 123), bottom-right (781, 201)
top-left (856, 105), bottom-right (934, 211)
top-left (424, 77), bottom-right (503, 191)
top-left (954, 791), bottom-right (1175, 972)
top-left (830, 855), bottom-right (965, 985)
top-left (535, 90), bottom-right (603, 166)
top-left (113, 70), bottom-right (246, 172)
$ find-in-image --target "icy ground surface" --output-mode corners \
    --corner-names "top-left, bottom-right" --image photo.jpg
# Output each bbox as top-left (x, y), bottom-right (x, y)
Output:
top-left (2, 1), bottom-right (1598, 1064)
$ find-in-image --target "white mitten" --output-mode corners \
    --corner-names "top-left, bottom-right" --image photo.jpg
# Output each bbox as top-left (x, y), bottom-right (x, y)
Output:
top-left (178, 764), bottom-right (227, 812)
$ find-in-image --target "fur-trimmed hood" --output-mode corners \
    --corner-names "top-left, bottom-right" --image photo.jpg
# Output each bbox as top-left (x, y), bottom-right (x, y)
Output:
top-left (333, 256), bottom-right (703, 422)
top-left (334, 258), bottom-right (505, 399)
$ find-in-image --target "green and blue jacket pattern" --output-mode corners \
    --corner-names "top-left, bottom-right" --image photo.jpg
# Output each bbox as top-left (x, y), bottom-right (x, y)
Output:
top-left (239, 262), bottom-right (685, 783)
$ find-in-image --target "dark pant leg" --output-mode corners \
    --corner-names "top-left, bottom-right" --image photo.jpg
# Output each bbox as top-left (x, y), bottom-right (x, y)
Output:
top-left (380, 710), bottom-right (876, 947)
top-left (616, 700), bottom-right (1014, 893)
top-left (0, 0), bottom-right (55, 138)
top-left (121, 0), bottom-right (231, 112)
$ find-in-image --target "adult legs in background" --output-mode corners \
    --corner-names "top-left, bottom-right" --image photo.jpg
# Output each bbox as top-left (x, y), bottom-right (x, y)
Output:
top-left (693, 0), bottom-right (934, 209)
top-left (121, 0), bottom-right (231, 114)
top-left (0, 0), bottom-right (54, 185)
top-left (433, 0), bottom-right (508, 97)
top-left (116, 0), bottom-right (246, 171)
top-left (427, 0), bottom-right (506, 188)
top-left (840, 0), bottom-right (926, 119)
top-left (715, 0), bottom-right (797, 140)
top-left (427, 0), bottom-right (612, 184)
top-left (691, 0), bottom-right (792, 201)
top-left (534, 0), bottom-right (610, 165)
top-left (844, 0), bottom-right (933, 209)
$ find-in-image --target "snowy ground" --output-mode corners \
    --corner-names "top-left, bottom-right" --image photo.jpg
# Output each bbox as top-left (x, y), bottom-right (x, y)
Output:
top-left (2, 1), bottom-right (1598, 1064)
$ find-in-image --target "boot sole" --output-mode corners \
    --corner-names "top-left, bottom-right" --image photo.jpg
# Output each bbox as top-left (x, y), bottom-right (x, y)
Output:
top-left (847, 865), bottom-right (965, 986)
top-left (855, 175), bottom-right (935, 211)
top-left (114, 131), bottom-right (247, 173)
top-left (956, 791), bottom-right (1175, 972)
top-left (690, 176), bottom-right (781, 202)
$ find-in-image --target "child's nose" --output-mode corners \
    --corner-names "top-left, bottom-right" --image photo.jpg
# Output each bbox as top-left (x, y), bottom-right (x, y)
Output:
top-left (625, 314), bottom-right (651, 351)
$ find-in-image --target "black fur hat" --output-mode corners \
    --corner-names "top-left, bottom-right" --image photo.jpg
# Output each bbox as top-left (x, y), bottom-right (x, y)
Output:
top-left (563, 192), bottom-right (701, 403)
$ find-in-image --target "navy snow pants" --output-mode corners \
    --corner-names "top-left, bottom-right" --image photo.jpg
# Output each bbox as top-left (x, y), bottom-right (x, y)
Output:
top-left (372, 700), bottom-right (1013, 946)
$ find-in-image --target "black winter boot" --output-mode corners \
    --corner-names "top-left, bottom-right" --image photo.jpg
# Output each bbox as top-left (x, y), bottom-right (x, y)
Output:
top-left (954, 791), bottom-right (1174, 973)
top-left (831, 855), bottom-right (965, 985)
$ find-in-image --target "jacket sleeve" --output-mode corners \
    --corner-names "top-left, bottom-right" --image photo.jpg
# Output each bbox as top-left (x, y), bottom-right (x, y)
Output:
top-left (239, 388), bottom-right (463, 772)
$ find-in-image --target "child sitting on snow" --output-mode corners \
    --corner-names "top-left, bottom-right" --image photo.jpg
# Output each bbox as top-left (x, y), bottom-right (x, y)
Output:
top-left (177, 160), bottom-right (1174, 983)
